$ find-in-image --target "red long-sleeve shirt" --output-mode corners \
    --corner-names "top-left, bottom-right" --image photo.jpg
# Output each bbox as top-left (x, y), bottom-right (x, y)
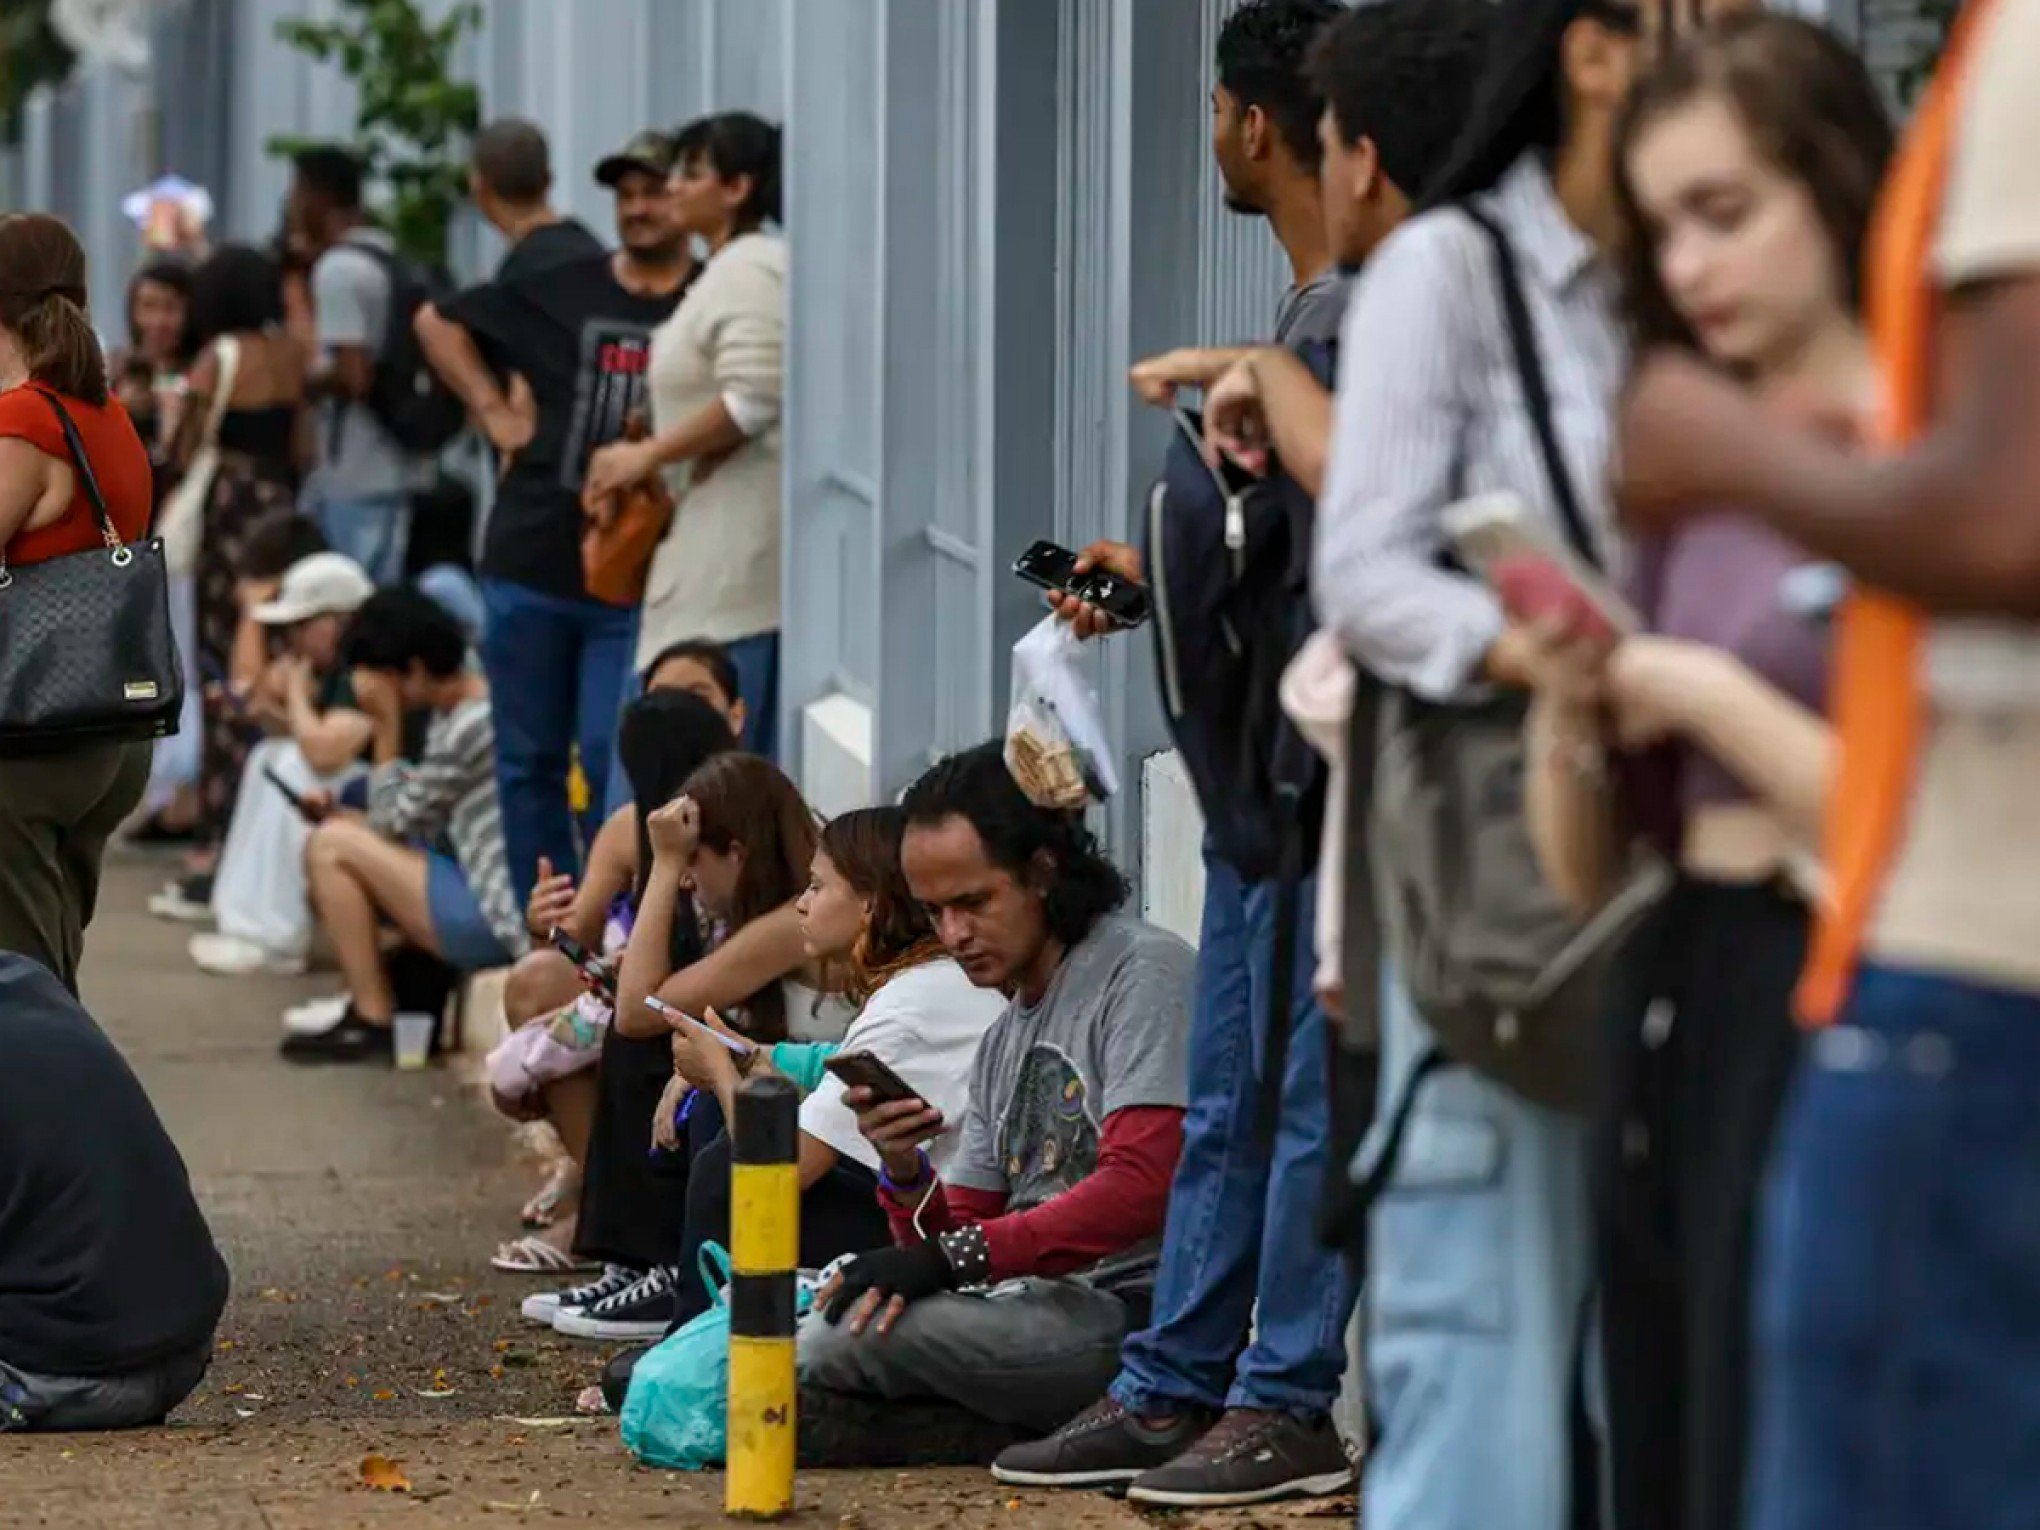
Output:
top-left (879, 1104), bottom-right (1184, 1283)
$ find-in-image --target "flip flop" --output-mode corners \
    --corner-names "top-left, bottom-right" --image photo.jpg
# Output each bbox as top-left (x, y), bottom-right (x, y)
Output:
top-left (491, 1236), bottom-right (600, 1276)
top-left (521, 1161), bottom-right (580, 1230)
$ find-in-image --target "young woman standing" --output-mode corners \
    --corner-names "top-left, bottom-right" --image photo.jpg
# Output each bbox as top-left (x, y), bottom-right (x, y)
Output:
top-left (582, 113), bottom-right (786, 757)
top-left (1522, 19), bottom-right (1891, 1528)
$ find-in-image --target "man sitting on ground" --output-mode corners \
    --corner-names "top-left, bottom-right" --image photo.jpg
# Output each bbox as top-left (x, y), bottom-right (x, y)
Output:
top-left (282, 589), bottom-right (527, 1064)
top-left (190, 549), bottom-right (377, 978)
top-left (796, 741), bottom-right (1195, 1464)
top-left (0, 955), bottom-right (228, 1431)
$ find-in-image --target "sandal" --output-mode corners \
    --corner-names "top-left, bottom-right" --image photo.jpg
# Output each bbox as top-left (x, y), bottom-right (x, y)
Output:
top-left (521, 1160), bottom-right (581, 1230)
top-left (491, 1235), bottom-right (601, 1276)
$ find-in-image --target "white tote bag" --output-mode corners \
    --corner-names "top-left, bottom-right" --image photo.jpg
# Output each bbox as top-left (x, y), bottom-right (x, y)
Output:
top-left (156, 334), bottom-right (240, 578)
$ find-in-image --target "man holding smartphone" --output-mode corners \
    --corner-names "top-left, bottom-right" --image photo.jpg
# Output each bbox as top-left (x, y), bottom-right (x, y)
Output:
top-left (1012, 2), bottom-right (1497, 1507)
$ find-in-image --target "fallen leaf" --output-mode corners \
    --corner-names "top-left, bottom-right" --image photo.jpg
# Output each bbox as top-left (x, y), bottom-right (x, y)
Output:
top-left (359, 1454), bottom-right (411, 1493)
top-left (371, 1389), bottom-right (397, 1402)
top-left (415, 1291), bottom-right (464, 1305)
top-left (343, 1374), bottom-right (361, 1389)
top-left (234, 1408), bottom-right (256, 1419)
top-left (417, 1388), bottom-right (458, 1399)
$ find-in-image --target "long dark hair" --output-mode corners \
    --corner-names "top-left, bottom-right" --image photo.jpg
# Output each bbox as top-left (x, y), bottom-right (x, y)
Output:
top-left (186, 243), bottom-right (287, 352)
top-left (0, 214), bottom-right (109, 405)
top-left (617, 689), bottom-right (738, 907)
top-left (682, 752), bottom-right (819, 1041)
top-left (901, 741), bottom-right (1129, 948)
top-left (819, 807), bottom-right (941, 1005)
top-left (126, 259), bottom-right (195, 364)
top-left (1613, 13), bottom-right (1893, 356)
top-left (1423, 0), bottom-right (1639, 206)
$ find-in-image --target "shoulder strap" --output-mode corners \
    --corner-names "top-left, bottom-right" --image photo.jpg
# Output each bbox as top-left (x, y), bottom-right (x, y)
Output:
top-left (1459, 203), bottom-right (1600, 570)
top-left (201, 335), bottom-right (241, 446)
top-left (34, 390), bottom-right (119, 549)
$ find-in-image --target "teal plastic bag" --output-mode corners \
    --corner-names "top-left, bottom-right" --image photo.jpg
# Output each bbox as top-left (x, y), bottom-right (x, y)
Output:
top-left (618, 1244), bottom-right (817, 1470)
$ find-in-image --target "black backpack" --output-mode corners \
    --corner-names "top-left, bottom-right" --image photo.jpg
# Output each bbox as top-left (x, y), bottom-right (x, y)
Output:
top-left (1142, 337), bottom-right (1336, 1141)
top-left (338, 236), bottom-right (467, 457)
top-left (1143, 338), bottom-right (1335, 885)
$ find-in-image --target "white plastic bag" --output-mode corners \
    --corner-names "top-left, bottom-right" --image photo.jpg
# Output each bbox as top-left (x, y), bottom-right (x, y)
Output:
top-left (1004, 616), bottom-right (1118, 809)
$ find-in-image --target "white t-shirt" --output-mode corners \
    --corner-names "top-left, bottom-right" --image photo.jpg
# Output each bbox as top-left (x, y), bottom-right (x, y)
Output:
top-left (798, 958), bottom-right (1007, 1175)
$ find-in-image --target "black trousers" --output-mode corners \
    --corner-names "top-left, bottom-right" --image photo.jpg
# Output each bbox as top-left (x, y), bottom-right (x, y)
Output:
top-left (1597, 876), bottom-right (1807, 1530)
top-left (672, 1131), bottom-right (889, 1327)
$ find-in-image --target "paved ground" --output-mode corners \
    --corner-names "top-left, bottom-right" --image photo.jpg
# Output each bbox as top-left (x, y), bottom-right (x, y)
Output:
top-left (4, 854), bottom-right (1348, 1528)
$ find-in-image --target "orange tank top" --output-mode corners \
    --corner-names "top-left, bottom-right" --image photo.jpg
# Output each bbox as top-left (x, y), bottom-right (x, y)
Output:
top-left (0, 385), bottom-right (153, 567)
top-left (1796, 0), bottom-right (2002, 1025)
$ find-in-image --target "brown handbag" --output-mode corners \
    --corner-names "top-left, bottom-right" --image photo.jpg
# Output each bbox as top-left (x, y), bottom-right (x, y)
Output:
top-left (582, 408), bottom-right (675, 607)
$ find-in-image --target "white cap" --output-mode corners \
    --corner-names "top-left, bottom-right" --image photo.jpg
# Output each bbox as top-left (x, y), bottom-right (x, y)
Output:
top-left (252, 553), bottom-right (375, 626)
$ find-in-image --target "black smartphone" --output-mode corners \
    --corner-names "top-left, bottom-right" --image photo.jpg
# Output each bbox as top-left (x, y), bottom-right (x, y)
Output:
top-left (823, 1051), bottom-right (926, 1109)
top-left (1012, 539), bottom-right (1152, 629)
top-left (261, 764), bottom-right (321, 823)
top-left (549, 926), bottom-right (617, 1000)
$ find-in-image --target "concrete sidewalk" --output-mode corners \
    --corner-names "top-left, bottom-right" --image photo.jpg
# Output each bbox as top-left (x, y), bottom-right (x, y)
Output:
top-left (0, 852), bottom-right (1172, 1529)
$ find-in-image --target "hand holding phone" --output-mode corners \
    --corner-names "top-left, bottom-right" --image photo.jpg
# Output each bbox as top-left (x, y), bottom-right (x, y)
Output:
top-left (262, 764), bottom-right (329, 824)
top-left (1015, 538), bottom-right (1152, 631)
top-left (644, 995), bottom-right (755, 1055)
top-left (549, 926), bottom-right (617, 1001)
top-left (1443, 492), bottom-right (1638, 643)
top-left (824, 1050), bottom-right (924, 1108)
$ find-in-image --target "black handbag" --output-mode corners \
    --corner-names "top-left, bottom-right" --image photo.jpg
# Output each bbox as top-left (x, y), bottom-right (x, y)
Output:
top-left (0, 389), bottom-right (183, 755)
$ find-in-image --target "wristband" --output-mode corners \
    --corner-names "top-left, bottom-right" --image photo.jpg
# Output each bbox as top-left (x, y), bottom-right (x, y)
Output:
top-left (879, 1150), bottom-right (933, 1196)
top-left (936, 1224), bottom-right (992, 1287)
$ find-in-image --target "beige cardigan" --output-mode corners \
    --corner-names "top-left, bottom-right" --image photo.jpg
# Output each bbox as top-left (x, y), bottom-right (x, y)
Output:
top-left (635, 232), bottom-right (787, 668)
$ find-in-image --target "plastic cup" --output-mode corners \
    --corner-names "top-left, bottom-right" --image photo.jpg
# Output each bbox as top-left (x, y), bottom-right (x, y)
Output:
top-left (393, 1011), bottom-right (436, 1071)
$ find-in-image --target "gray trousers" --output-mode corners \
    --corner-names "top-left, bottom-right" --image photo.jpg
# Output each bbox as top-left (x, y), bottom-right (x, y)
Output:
top-left (0, 1343), bottom-right (211, 1432)
top-left (797, 1277), bottom-right (1131, 1434)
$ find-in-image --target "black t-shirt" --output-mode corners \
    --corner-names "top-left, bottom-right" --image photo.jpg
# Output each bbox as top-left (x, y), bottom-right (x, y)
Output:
top-left (0, 958), bottom-right (228, 1376)
top-left (441, 222), bottom-right (685, 598)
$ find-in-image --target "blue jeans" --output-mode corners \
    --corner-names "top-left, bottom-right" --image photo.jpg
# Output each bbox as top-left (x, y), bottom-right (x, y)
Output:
top-left (314, 492), bottom-right (411, 587)
top-left (1112, 851), bottom-right (1356, 1417)
top-left (1747, 965), bottom-right (2040, 1530)
top-left (480, 579), bottom-right (637, 903)
top-left (1360, 978), bottom-right (1595, 1530)
top-left (604, 628), bottom-right (782, 816)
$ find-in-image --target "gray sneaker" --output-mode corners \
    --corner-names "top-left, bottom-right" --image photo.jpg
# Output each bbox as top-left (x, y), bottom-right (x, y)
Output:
top-left (991, 1397), bottom-right (1216, 1489)
top-left (1126, 1408), bottom-right (1356, 1508)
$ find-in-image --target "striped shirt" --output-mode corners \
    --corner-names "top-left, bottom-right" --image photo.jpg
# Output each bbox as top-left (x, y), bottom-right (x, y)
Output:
top-left (366, 696), bottom-right (526, 955)
top-left (1313, 154), bottom-right (1628, 699)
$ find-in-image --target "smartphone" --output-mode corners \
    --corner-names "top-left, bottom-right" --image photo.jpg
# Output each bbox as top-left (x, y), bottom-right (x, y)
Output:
top-left (1442, 492), bottom-right (1639, 639)
top-left (1012, 539), bottom-right (1153, 629)
top-left (548, 926), bottom-right (617, 1001)
top-left (261, 764), bottom-right (323, 823)
top-left (823, 1051), bottom-right (926, 1109)
top-left (644, 995), bottom-right (755, 1056)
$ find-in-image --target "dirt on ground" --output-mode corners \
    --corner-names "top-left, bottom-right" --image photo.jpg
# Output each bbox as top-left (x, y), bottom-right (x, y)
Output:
top-left (2, 854), bottom-right (1355, 1530)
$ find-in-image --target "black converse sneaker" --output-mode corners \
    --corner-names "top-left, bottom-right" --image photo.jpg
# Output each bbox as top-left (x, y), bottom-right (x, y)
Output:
top-left (991, 1397), bottom-right (1217, 1489)
top-left (551, 1265), bottom-right (678, 1340)
top-left (521, 1264), bottom-right (640, 1327)
top-left (278, 1007), bottom-right (393, 1065)
top-left (1125, 1408), bottom-right (1356, 1508)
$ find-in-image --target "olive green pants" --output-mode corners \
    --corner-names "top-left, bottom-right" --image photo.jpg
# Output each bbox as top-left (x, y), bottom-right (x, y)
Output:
top-left (0, 741), bottom-right (152, 993)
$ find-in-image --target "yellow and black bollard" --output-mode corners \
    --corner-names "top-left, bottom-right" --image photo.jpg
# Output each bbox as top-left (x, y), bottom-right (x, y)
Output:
top-left (727, 1073), bottom-right (799, 1520)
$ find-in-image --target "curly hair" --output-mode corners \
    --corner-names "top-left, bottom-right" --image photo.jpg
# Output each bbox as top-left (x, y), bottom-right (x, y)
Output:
top-left (900, 741), bottom-right (1128, 949)
top-left (1613, 13), bottom-right (1893, 358)
top-left (819, 806), bottom-right (942, 1005)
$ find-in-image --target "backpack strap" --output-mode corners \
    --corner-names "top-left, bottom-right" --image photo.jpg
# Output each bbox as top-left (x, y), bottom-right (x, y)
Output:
top-left (1459, 203), bottom-right (1601, 571)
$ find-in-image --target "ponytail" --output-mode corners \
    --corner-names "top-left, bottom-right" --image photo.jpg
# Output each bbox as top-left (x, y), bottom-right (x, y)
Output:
top-left (15, 290), bottom-right (108, 405)
top-left (0, 214), bottom-right (109, 405)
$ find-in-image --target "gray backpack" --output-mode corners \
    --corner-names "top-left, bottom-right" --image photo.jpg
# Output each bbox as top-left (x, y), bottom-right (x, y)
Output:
top-left (1359, 207), bottom-right (1664, 1116)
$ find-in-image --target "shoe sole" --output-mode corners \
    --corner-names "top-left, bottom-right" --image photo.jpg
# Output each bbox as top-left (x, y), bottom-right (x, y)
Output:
top-left (520, 1296), bottom-right (567, 1324)
top-left (149, 904), bottom-right (214, 924)
top-left (551, 1313), bottom-right (672, 1340)
top-left (989, 1465), bottom-right (1147, 1489)
top-left (1126, 1469), bottom-right (1356, 1509)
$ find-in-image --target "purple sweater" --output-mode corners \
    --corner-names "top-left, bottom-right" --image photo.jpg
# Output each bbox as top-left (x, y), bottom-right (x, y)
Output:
top-left (1627, 513), bottom-right (1830, 841)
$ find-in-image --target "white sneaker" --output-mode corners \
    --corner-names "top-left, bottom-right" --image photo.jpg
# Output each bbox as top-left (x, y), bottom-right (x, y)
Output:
top-left (147, 881), bottom-right (213, 924)
top-left (191, 933), bottom-right (308, 978)
top-left (282, 993), bottom-right (351, 1035)
top-left (552, 1265), bottom-right (678, 1341)
top-left (521, 1264), bottom-right (639, 1327)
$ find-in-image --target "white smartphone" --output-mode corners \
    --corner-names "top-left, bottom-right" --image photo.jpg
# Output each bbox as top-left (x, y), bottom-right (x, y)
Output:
top-left (644, 995), bottom-right (755, 1056)
top-left (1441, 491), bottom-right (1640, 637)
